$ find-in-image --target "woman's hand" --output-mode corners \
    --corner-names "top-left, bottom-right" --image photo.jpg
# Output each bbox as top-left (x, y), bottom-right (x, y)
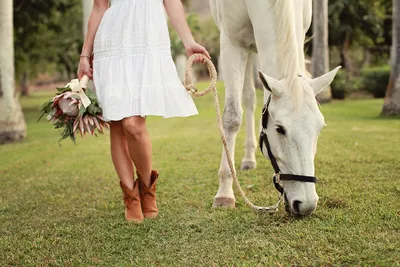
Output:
top-left (184, 41), bottom-right (211, 63)
top-left (77, 57), bottom-right (93, 80)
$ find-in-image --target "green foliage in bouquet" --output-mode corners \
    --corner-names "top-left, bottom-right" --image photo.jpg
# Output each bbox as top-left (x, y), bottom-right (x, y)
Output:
top-left (39, 82), bottom-right (109, 144)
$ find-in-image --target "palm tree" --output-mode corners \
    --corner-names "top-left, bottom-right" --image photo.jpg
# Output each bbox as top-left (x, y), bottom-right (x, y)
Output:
top-left (0, 0), bottom-right (27, 144)
top-left (382, 0), bottom-right (400, 116)
top-left (312, 0), bottom-right (332, 102)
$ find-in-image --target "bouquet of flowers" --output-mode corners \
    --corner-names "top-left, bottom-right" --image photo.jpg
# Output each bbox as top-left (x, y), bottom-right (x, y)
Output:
top-left (38, 75), bottom-right (109, 143)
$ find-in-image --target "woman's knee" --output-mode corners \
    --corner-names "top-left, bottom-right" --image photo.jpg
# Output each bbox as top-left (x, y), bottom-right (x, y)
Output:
top-left (122, 117), bottom-right (146, 140)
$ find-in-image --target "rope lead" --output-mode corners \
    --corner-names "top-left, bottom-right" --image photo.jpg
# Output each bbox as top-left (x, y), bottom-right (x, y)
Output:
top-left (184, 53), bottom-right (282, 213)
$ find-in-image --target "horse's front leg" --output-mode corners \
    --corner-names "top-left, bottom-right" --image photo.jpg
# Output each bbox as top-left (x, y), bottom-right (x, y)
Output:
top-left (240, 54), bottom-right (257, 171)
top-left (213, 33), bottom-right (249, 208)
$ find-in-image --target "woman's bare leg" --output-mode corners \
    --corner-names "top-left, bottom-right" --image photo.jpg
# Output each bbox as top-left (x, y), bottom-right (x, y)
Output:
top-left (110, 121), bottom-right (135, 189)
top-left (121, 116), bottom-right (152, 187)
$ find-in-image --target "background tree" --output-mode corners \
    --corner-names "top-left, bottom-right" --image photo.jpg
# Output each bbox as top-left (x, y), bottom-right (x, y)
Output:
top-left (50, 1), bottom-right (83, 80)
top-left (0, 0), bottom-right (27, 144)
top-left (328, 0), bottom-right (390, 76)
top-left (14, 0), bottom-right (59, 95)
top-left (312, 0), bottom-right (331, 102)
top-left (14, 0), bottom-right (83, 95)
top-left (382, 0), bottom-right (400, 115)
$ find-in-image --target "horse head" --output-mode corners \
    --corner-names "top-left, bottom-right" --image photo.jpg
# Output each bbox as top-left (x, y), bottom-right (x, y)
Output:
top-left (259, 67), bottom-right (340, 215)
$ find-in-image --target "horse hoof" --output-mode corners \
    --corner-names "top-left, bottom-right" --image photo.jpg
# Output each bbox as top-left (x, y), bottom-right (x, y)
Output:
top-left (212, 197), bottom-right (236, 208)
top-left (240, 161), bottom-right (256, 171)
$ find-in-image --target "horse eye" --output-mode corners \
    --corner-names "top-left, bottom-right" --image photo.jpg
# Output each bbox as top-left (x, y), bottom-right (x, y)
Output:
top-left (276, 126), bottom-right (286, 135)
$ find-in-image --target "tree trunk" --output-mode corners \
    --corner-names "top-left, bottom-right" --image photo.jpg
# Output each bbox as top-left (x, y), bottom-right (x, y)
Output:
top-left (361, 49), bottom-right (371, 69)
top-left (20, 71), bottom-right (29, 96)
top-left (382, 0), bottom-right (400, 116)
top-left (0, 0), bottom-right (27, 144)
top-left (341, 32), bottom-right (353, 78)
top-left (82, 0), bottom-right (93, 38)
top-left (312, 0), bottom-right (331, 102)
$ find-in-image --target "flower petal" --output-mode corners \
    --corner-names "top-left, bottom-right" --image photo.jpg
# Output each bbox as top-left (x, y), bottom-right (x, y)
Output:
top-left (88, 116), bottom-right (94, 126)
top-left (73, 118), bottom-right (79, 133)
top-left (79, 117), bottom-right (85, 134)
top-left (84, 119), bottom-right (91, 133)
top-left (93, 117), bottom-right (101, 130)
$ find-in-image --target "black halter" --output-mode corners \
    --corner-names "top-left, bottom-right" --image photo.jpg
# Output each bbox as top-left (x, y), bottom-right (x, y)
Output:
top-left (259, 96), bottom-right (318, 194)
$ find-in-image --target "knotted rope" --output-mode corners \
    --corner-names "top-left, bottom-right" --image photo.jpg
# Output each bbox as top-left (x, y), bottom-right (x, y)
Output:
top-left (184, 53), bottom-right (282, 212)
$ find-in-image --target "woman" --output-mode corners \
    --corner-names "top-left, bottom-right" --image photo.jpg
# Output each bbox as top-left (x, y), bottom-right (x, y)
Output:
top-left (78, 0), bottom-right (210, 223)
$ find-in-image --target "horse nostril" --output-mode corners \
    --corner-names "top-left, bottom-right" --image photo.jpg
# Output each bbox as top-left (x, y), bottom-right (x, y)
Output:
top-left (293, 200), bottom-right (302, 213)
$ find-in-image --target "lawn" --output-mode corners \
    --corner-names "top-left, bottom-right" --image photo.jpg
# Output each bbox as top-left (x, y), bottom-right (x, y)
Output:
top-left (1, 82), bottom-right (399, 266)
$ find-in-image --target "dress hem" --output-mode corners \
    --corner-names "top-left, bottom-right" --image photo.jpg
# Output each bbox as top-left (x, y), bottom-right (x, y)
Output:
top-left (104, 112), bottom-right (198, 122)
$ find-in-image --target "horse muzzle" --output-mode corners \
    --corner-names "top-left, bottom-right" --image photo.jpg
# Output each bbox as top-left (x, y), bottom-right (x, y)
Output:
top-left (284, 193), bottom-right (319, 216)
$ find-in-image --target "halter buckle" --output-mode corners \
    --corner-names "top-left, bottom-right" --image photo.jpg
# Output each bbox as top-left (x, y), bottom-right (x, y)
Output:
top-left (274, 173), bottom-right (281, 183)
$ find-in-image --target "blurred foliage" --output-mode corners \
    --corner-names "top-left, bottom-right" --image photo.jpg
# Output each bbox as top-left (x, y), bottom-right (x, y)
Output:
top-left (304, 0), bottom-right (392, 75)
top-left (328, 0), bottom-right (391, 48)
top-left (14, 0), bottom-right (83, 85)
top-left (327, 0), bottom-right (392, 75)
top-left (361, 65), bottom-right (390, 98)
top-left (302, 0), bottom-right (393, 99)
top-left (331, 70), bottom-right (362, 99)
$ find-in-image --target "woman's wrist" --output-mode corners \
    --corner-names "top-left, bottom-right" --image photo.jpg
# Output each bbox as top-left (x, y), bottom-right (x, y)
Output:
top-left (79, 56), bottom-right (91, 63)
top-left (183, 37), bottom-right (195, 48)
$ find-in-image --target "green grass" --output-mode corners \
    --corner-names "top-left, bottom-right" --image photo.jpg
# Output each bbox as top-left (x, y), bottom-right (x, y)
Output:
top-left (1, 82), bottom-right (399, 266)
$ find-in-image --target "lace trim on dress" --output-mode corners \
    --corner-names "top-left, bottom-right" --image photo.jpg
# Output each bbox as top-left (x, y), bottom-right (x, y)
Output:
top-left (94, 44), bottom-right (172, 61)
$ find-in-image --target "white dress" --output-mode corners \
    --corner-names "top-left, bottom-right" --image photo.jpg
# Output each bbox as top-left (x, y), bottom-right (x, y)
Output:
top-left (93, 0), bottom-right (198, 121)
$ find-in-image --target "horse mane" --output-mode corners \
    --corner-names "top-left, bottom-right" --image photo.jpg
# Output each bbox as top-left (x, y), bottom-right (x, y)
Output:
top-left (274, 1), bottom-right (310, 106)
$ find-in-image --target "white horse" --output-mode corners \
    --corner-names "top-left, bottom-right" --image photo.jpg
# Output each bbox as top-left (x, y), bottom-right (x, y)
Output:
top-left (209, 0), bottom-right (340, 215)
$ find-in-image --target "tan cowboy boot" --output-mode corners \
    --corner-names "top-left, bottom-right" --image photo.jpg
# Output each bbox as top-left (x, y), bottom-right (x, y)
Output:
top-left (119, 179), bottom-right (144, 223)
top-left (137, 170), bottom-right (159, 218)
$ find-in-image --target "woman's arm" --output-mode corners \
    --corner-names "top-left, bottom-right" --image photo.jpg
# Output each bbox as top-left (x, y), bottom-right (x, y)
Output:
top-left (163, 0), bottom-right (210, 59)
top-left (163, 0), bottom-right (194, 46)
top-left (78, 0), bottom-right (109, 79)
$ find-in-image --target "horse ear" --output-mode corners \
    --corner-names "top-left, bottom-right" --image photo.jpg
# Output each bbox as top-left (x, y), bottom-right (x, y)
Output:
top-left (258, 71), bottom-right (283, 96)
top-left (309, 66), bottom-right (341, 96)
